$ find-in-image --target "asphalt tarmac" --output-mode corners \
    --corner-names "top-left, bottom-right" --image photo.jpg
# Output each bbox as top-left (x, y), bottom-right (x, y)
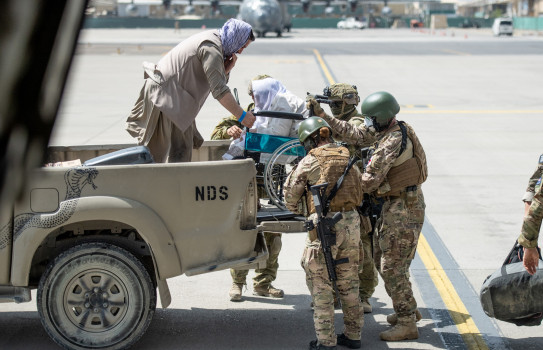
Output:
top-left (2, 27), bottom-right (543, 349)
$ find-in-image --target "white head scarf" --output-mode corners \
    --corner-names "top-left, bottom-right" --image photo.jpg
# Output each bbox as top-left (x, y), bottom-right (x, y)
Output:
top-left (252, 78), bottom-right (287, 112)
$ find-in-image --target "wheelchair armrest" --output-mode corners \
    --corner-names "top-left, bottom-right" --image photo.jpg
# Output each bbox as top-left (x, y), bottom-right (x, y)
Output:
top-left (254, 110), bottom-right (304, 120)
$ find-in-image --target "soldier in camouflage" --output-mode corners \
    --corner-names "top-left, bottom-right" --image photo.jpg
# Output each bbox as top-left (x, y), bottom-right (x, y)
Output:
top-left (308, 91), bottom-right (427, 341)
top-left (325, 83), bottom-right (379, 314)
top-left (518, 169), bottom-right (542, 275)
top-left (218, 74), bottom-right (284, 301)
top-left (521, 154), bottom-right (543, 217)
top-left (283, 117), bottom-right (363, 350)
top-left (210, 104), bottom-right (251, 140)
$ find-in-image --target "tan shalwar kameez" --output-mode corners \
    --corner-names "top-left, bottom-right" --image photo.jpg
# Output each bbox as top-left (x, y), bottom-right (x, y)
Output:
top-left (126, 30), bottom-right (231, 162)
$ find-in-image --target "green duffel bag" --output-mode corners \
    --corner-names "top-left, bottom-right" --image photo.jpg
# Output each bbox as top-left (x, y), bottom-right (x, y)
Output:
top-left (480, 242), bottom-right (543, 326)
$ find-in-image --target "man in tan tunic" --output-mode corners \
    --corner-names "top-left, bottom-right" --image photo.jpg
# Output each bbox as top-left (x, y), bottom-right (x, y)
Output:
top-left (126, 19), bottom-right (256, 162)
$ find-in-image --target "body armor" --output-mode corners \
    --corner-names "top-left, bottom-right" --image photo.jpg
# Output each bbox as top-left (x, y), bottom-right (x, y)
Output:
top-left (306, 146), bottom-right (363, 214)
top-left (373, 121), bottom-right (427, 197)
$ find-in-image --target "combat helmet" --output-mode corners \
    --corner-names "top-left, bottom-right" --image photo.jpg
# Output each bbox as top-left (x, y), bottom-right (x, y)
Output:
top-left (325, 83), bottom-right (360, 106)
top-left (361, 91), bottom-right (400, 131)
top-left (324, 83), bottom-right (360, 120)
top-left (298, 117), bottom-right (332, 152)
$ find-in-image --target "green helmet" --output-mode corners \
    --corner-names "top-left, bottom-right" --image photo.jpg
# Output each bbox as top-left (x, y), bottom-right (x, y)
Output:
top-left (361, 91), bottom-right (400, 131)
top-left (298, 117), bottom-right (331, 143)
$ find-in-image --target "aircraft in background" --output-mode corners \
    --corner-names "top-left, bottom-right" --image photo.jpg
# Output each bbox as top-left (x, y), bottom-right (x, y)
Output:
top-left (117, 0), bottom-right (366, 37)
top-left (239, 0), bottom-right (290, 37)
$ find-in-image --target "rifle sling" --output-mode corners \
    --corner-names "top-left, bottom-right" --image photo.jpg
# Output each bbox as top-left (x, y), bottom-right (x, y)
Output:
top-left (335, 257), bottom-right (349, 265)
top-left (324, 155), bottom-right (359, 215)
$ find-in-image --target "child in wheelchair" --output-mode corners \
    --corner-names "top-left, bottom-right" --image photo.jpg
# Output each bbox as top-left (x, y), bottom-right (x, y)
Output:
top-left (222, 76), bottom-right (308, 160)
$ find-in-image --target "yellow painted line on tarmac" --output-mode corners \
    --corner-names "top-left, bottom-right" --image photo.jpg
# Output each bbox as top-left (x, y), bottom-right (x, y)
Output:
top-left (417, 234), bottom-right (489, 350)
top-left (313, 49), bottom-right (335, 84)
top-left (401, 110), bottom-right (543, 114)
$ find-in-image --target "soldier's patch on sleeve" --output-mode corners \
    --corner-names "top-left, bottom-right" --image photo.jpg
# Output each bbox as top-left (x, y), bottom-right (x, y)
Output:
top-left (539, 154), bottom-right (543, 164)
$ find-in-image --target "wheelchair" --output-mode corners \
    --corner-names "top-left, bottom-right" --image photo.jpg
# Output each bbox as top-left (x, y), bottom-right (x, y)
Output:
top-left (242, 111), bottom-right (306, 210)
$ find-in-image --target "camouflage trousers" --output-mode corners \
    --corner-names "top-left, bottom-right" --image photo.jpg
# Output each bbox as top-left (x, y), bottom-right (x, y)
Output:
top-left (374, 190), bottom-right (425, 318)
top-left (359, 226), bottom-right (379, 301)
top-left (301, 210), bottom-right (362, 347)
top-left (231, 231), bottom-right (282, 287)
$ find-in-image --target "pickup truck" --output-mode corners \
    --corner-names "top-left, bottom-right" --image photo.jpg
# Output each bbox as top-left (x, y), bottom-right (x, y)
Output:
top-left (0, 142), bottom-right (303, 350)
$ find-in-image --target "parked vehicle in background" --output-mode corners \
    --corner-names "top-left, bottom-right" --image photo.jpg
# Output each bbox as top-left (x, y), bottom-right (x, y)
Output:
top-left (337, 17), bottom-right (367, 29)
top-left (492, 17), bottom-right (513, 36)
top-left (459, 18), bottom-right (481, 28)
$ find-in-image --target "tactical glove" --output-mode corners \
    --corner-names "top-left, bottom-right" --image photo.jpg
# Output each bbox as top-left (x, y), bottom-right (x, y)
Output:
top-left (306, 98), bottom-right (324, 117)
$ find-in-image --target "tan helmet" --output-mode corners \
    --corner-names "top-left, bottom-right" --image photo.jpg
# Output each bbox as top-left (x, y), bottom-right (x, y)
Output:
top-left (324, 83), bottom-right (360, 119)
top-left (326, 83), bottom-right (360, 106)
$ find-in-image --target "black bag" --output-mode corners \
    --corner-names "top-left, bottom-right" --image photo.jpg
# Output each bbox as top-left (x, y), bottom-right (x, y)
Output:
top-left (480, 241), bottom-right (543, 326)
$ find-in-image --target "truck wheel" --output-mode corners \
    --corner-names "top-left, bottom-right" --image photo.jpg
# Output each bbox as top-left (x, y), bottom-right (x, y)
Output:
top-left (37, 242), bottom-right (156, 350)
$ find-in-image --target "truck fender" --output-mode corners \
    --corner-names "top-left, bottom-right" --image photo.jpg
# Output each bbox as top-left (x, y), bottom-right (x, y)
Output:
top-left (11, 196), bottom-right (182, 287)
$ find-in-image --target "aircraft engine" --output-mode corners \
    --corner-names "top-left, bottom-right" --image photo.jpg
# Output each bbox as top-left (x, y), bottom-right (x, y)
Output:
top-left (239, 0), bottom-right (283, 37)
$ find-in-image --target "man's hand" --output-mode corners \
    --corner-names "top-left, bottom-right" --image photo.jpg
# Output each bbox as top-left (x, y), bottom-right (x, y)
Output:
top-left (227, 125), bottom-right (243, 139)
top-left (240, 110), bottom-right (255, 128)
top-left (306, 98), bottom-right (324, 117)
top-left (523, 247), bottom-right (539, 275)
top-left (224, 54), bottom-right (238, 74)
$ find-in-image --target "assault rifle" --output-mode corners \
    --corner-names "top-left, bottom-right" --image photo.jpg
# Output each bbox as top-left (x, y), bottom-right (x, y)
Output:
top-left (357, 147), bottom-right (381, 257)
top-left (306, 92), bottom-right (332, 117)
top-left (305, 183), bottom-right (348, 308)
top-left (358, 194), bottom-right (383, 258)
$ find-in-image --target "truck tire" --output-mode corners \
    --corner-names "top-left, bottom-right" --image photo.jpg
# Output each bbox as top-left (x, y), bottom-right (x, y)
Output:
top-left (37, 242), bottom-right (156, 350)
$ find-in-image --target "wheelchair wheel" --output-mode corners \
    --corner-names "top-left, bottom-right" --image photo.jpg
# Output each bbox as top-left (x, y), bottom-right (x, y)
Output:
top-left (263, 139), bottom-right (305, 210)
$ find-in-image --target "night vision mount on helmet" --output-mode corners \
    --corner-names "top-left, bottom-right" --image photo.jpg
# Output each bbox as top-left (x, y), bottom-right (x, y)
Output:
top-left (361, 91), bottom-right (400, 132)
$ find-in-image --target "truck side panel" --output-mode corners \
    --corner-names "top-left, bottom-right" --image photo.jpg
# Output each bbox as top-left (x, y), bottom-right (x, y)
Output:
top-left (10, 196), bottom-right (181, 286)
top-left (12, 159), bottom-right (258, 286)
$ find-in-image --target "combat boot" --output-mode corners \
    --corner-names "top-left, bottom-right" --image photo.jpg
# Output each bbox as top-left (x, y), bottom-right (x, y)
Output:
top-left (253, 284), bottom-right (284, 298)
top-left (380, 315), bottom-right (419, 341)
top-left (386, 309), bottom-right (422, 325)
top-left (361, 298), bottom-right (372, 313)
top-left (336, 333), bottom-right (361, 349)
top-left (229, 283), bottom-right (244, 302)
top-left (309, 340), bottom-right (336, 349)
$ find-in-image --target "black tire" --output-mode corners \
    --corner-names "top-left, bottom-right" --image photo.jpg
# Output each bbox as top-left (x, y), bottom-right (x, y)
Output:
top-left (37, 242), bottom-right (156, 350)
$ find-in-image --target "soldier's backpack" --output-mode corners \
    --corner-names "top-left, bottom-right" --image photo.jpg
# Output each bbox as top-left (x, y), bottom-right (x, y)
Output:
top-left (480, 241), bottom-right (543, 326)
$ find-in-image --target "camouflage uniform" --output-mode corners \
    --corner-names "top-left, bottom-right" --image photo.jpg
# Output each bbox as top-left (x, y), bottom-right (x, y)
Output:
top-left (211, 100), bottom-right (283, 295)
top-left (283, 143), bottom-right (363, 347)
top-left (230, 231), bottom-right (282, 289)
top-left (321, 114), bottom-right (427, 325)
top-left (519, 176), bottom-right (542, 248)
top-left (209, 103), bottom-right (253, 140)
top-left (328, 83), bottom-right (379, 305)
top-left (210, 115), bottom-right (242, 140)
top-left (522, 154), bottom-right (543, 203)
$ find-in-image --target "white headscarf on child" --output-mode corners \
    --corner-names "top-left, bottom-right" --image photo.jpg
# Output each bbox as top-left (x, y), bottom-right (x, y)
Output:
top-left (252, 78), bottom-right (287, 112)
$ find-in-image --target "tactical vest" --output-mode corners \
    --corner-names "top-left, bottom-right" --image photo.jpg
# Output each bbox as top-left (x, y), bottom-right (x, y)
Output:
top-left (306, 145), bottom-right (363, 214)
top-left (373, 121), bottom-right (428, 197)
